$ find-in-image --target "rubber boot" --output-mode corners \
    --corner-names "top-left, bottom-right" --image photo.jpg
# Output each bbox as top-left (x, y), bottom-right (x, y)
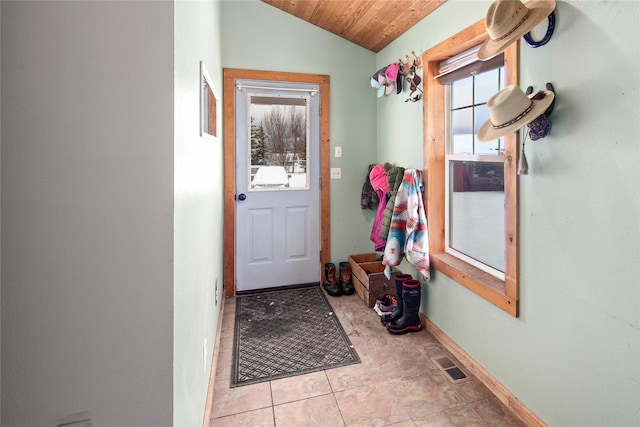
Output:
top-left (380, 273), bottom-right (413, 325)
top-left (339, 262), bottom-right (355, 295)
top-left (322, 263), bottom-right (342, 297)
top-left (387, 279), bottom-right (423, 334)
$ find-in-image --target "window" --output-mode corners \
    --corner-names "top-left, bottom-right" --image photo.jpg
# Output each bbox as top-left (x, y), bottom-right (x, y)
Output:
top-left (423, 20), bottom-right (520, 316)
top-left (248, 95), bottom-right (310, 191)
top-left (446, 65), bottom-right (506, 279)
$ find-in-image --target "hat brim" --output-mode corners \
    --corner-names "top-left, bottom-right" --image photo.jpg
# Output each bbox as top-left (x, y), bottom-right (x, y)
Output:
top-left (478, 0), bottom-right (556, 61)
top-left (477, 90), bottom-right (555, 141)
top-left (371, 78), bottom-right (385, 98)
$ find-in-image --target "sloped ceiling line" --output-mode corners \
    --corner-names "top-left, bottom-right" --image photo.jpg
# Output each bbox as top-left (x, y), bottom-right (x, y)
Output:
top-left (261, 0), bottom-right (447, 53)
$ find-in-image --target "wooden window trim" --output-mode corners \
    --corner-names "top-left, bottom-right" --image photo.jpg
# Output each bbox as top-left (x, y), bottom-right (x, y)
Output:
top-left (422, 20), bottom-right (520, 317)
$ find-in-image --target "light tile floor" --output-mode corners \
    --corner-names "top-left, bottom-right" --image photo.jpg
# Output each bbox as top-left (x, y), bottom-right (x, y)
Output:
top-left (210, 289), bottom-right (527, 427)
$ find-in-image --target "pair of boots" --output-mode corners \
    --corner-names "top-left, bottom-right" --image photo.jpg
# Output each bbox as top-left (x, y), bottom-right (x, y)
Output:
top-left (380, 273), bottom-right (423, 335)
top-left (323, 262), bottom-right (354, 297)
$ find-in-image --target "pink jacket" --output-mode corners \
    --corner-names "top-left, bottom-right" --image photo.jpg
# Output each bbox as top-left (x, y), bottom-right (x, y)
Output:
top-left (369, 164), bottom-right (390, 193)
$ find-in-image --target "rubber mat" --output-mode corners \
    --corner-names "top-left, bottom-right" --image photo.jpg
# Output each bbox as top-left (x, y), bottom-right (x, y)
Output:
top-left (231, 285), bottom-right (360, 387)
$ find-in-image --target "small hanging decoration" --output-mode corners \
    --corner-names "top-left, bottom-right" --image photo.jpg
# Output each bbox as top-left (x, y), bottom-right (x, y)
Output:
top-left (525, 83), bottom-right (556, 141)
top-left (527, 115), bottom-right (552, 141)
top-left (518, 139), bottom-right (529, 176)
top-left (402, 51), bottom-right (422, 103)
top-left (517, 83), bottom-right (556, 175)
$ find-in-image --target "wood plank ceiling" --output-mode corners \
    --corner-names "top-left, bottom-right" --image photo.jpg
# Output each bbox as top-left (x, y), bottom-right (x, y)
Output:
top-left (261, 0), bottom-right (447, 53)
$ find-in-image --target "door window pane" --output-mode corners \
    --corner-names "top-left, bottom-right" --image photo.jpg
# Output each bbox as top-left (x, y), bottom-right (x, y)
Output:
top-left (249, 95), bottom-right (309, 191)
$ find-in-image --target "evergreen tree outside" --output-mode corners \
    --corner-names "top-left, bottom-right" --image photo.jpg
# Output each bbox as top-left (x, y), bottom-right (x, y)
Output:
top-left (250, 116), bottom-right (269, 166)
top-left (250, 101), bottom-right (307, 181)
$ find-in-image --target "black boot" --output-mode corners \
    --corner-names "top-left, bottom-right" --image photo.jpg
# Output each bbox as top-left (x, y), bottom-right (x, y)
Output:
top-left (322, 263), bottom-right (342, 297)
top-left (381, 273), bottom-right (412, 325)
top-left (387, 279), bottom-right (423, 334)
top-left (339, 262), bottom-right (355, 295)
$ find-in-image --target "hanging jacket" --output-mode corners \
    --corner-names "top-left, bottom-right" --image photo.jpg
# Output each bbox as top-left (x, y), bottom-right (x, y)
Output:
top-left (380, 164), bottom-right (405, 241)
top-left (361, 164), bottom-right (379, 209)
top-left (370, 189), bottom-right (388, 251)
top-left (369, 163), bottom-right (391, 194)
top-left (382, 169), bottom-right (430, 281)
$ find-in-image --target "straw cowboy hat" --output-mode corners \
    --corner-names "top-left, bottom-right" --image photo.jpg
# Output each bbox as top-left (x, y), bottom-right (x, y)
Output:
top-left (477, 84), bottom-right (555, 141)
top-left (478, 0), bottom-right (556, 61)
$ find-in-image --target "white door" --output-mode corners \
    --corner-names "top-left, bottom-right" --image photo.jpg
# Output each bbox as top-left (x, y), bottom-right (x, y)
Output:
top-left (235, 80), bottom-right (320, 292)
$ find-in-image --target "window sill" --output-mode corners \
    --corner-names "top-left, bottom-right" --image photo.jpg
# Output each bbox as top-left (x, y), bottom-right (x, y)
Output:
top-left (430, 252), bottom-right (518, 316)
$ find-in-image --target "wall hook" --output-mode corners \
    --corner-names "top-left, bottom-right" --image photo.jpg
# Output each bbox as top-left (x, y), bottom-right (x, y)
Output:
top-left (525, 82), bottom-right (555, 118)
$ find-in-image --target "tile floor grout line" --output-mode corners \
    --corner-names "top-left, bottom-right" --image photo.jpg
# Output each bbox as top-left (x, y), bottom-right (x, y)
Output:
top-left (467, 398), bottom-right (491, 427)
top-left (210, 291), bottom-right (527, 427)
top-left (269, 380), bottom-right (275, 426)
top-left (329, 387), bottom-right (348, 427)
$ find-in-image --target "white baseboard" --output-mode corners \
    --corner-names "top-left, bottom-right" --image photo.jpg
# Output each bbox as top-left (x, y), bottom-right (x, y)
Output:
top-left (203, 298), bottom-right (227, 427)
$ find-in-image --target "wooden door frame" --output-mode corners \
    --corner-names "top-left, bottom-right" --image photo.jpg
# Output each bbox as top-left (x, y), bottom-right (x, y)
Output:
top-left (223, 69), bottom-right (331, 296)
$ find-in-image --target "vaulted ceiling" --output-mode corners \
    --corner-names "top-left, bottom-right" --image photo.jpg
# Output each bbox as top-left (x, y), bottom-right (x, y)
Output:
top-left (261, 0), bottom-right (447, 53)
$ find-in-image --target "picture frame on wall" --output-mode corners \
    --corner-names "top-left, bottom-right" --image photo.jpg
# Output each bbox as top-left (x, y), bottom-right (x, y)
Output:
top-left (200, 61), bottom-right (218, 139)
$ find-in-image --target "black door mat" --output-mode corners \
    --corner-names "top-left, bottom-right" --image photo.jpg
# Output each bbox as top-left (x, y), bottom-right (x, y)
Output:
top-left (231, 285), bottom-right (360, 387)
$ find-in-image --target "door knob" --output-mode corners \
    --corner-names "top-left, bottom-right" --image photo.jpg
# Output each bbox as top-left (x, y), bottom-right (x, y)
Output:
top-left (237, 193), bottom-right (247, 201)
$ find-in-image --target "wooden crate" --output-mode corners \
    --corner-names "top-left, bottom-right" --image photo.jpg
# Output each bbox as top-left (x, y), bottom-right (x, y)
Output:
top-left (348, 253), bottom-right (400, 308)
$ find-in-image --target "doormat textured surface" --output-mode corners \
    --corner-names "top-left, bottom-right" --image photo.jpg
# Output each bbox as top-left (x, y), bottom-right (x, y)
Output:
top-left (231, 286), bottom-right (360, 387)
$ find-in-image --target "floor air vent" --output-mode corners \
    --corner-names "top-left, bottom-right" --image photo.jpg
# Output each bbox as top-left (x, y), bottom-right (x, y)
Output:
top-left (431, 356), bottom-right (471, 384)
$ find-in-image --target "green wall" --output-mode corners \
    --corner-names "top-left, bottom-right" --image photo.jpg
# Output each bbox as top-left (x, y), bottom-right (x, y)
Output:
top-left (375, 1), bottom-right (640, 426)
top-left (2, 2), bottom-right (175, 425)
top-left (174, 1), bottom-right (223, 426)
top-left (221, 1), bottom-right (639, 425)
top-left (221, 0), bottom-right (378, 264)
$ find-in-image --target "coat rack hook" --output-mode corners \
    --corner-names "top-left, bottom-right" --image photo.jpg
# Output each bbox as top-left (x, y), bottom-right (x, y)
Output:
top-left (525, 82), bottom-right (555, 118)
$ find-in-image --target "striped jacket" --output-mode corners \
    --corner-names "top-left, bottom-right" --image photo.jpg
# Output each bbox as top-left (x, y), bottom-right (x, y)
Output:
top-left (382, 169), bottom-right (430, 281)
